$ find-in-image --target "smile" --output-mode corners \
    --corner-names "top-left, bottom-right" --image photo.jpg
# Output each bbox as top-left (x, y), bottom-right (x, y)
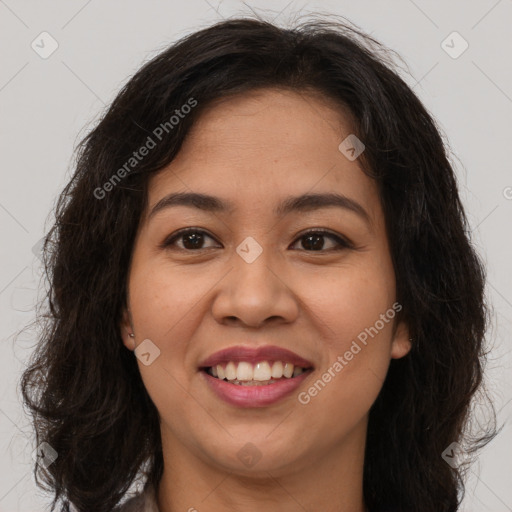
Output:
top-left (205, 360), bottom-right (310, 385)
top-left (198, 344), bottom-right (314, 407)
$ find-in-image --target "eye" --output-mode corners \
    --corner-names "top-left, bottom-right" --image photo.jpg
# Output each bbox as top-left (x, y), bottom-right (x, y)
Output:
top-left (160, 228), bottom-right (220, 251)
top-left (289, 229), bottom-right (353, 252)
top-left (161, 228), bottom-right (353, 252)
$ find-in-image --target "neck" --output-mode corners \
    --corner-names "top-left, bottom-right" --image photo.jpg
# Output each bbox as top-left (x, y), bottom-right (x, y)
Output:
top-left (156, 420), bottom-right (368, 512)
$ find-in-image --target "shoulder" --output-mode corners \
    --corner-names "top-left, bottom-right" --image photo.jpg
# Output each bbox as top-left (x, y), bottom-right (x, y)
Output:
top-left (113, 484), bottom-right (159, 512)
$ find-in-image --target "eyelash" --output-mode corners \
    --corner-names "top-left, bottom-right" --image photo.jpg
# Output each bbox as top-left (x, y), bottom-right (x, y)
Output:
top-left (160, 227), bottom-right (354, 252)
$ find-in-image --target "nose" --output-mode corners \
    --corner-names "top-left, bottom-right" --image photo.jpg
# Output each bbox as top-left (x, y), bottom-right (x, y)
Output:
top-left (211, 245), bottom-right (300, 329)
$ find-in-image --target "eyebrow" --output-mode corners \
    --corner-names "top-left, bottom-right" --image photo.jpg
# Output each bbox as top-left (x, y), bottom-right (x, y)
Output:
top-left (148, 191), bottom-right (371, 225)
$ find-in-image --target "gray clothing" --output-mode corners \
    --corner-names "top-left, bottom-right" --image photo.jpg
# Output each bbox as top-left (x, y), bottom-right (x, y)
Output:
top-left (114, 484), bottom-right (159, 512)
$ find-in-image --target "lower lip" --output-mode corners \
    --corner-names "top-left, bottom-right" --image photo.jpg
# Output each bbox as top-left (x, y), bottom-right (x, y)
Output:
top-left (201, 369), bottom-right (313, 408)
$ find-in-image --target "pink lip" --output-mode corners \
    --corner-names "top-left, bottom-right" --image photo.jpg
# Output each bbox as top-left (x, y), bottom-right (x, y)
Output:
top-left (201, 369), bottom-right (313, 407)
top-left (198, 345), bottom-right (314, 369)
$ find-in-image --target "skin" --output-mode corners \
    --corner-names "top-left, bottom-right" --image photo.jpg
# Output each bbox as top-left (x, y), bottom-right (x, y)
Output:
top-left (120, 88), bottom-right (411, 512)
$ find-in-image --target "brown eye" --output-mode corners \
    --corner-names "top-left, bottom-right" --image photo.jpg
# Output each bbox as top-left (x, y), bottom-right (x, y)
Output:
top-left (291, 230), bottom-right (353, 252)
top-left (161, 229), bottom-right (219, 251)
top-left (161, 228), bottom-right (353, 252)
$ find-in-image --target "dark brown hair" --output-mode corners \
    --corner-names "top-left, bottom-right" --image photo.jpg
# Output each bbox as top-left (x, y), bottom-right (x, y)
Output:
top-left (20, 14), bottom-right (497, 512)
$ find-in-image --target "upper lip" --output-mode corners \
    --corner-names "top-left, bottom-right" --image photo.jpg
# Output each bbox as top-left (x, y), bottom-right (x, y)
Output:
top-left (199, 345), bottom-right (314, 369)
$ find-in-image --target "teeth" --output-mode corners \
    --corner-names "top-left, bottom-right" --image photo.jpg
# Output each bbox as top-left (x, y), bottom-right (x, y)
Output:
top-left (211, 360), bottom-right (308, 382)
top-left (225, 361), bottom-right (237, 380)
top-left (292, 366), bottom-right (303, 377)
top-left (283, 363), bottom-right (294, 378)
top-left (236, 361), bottom-right (252, 381)
top-left (271, 361), bottom-right (283, 378)
top-left (253, 361), bottom-right (272, 381)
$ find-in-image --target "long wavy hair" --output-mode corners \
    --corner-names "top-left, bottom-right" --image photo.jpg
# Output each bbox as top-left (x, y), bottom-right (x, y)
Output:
top-left (20, 14), bottom-right (498, 512)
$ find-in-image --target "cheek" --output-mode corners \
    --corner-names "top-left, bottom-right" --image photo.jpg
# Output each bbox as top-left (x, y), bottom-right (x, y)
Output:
top-left (129, 260), bottom-right (208, 341)
top-left (298, 260), bottom-right (396, 348)
top-left (127, 262), bottom-right (209, 434)
top-left (127, 258), bottom-right (207, 394)
top-left (295, 261), bottom-right (396, 413)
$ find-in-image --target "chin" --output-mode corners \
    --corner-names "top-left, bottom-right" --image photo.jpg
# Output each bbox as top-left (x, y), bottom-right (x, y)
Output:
top-left (199, 437), bottom-right (308, 477)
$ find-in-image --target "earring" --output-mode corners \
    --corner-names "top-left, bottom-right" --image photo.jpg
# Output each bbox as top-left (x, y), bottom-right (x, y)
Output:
top-left (129, 333), bottom-right (135, 338)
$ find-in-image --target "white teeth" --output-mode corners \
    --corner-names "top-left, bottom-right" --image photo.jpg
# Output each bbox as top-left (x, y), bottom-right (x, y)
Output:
top-left (253, 361), bottom-right (272, 381)
top-left (236, 361), bottom-right (253, 381)
top-left (225, 361), bottom-right (237, 380)
top-left (271, 361), bottom-right (283, 378)
top-left (283, 363), bottom-right (294, 378)
top-left (211, 360), bottom-right (307, 382)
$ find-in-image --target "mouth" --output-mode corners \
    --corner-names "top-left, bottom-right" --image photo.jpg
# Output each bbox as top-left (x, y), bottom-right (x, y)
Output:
top-left (200, 360), bottom-right (314, 386)
top-left (198, 345), bottom-right (314, 407)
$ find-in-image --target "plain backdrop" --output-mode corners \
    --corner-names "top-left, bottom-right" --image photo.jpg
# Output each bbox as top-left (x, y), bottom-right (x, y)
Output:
top-left (1, 1), bottom-right (511, 510)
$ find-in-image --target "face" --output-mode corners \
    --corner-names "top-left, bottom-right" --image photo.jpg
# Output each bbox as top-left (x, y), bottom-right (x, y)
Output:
top-left (121, 88), bottom-right (410, 478)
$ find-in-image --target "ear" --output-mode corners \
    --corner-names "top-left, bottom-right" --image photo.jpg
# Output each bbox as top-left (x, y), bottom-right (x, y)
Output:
top-left (120, 308), bottom-right (135, 351)
top-left (390, 320), bottom-right (412, 359)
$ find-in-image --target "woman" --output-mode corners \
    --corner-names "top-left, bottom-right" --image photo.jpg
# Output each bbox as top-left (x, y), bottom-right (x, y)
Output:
top-left (20, 15), bottom-right (497, 512)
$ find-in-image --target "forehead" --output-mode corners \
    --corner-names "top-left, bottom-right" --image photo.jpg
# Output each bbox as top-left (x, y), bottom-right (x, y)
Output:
top-left (147, 88), bottom-right (380, 222)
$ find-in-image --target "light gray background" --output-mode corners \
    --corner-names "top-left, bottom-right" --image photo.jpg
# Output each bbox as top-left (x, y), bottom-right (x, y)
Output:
top-left (1, 1), bottom-right (511, 510)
